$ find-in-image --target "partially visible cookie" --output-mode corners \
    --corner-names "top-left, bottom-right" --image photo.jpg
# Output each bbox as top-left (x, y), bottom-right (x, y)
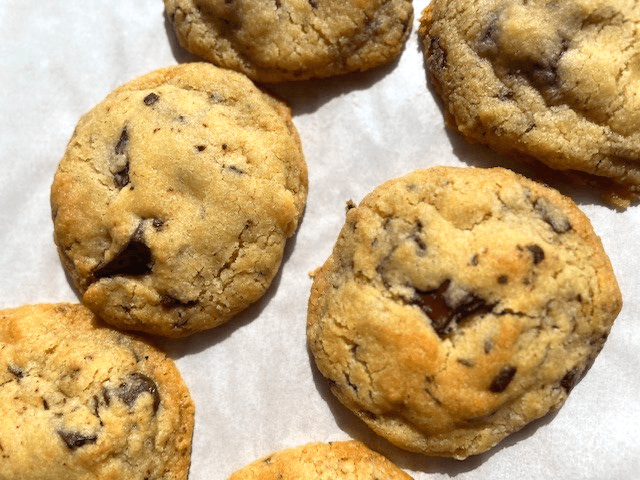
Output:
top-left (51, 62), bottom-right (307, 338)
top-left (163, 0), bottom-right (414, 83)
top-left (228, 440), bottom-right (412, 479)
top-left (419, 0), bottom-right (640, 208)
top-left (307, 166), bottom-right (622, 459)
top-left (0, 303), bottom-right (194, 480)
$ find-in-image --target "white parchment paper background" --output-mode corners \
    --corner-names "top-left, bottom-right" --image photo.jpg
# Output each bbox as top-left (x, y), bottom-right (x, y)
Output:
top-left (1, 1), bottom-right (639, 478)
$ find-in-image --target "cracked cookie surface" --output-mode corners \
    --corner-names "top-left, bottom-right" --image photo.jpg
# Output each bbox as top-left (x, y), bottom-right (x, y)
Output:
top-left (228, 440), bottom-right (412, 479)
top-left (307, 166), bottom-right (621, 459)
top-left (51, 62), bottom-right (308, 338)
top-left (0, 303), bottom-right (194, 480)
top-left (419, 0), bottom-right (640, 207)
top-left (163, 0), bottom-right (414, 82)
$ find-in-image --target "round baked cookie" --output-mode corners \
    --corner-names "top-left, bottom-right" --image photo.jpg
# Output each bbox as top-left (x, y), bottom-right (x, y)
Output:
top-left (163, 0), bottom-right (414, 83)
top-left (51, 62), bottom-right (307, 338)
top-left (0, 303), bottom-right (194, 480)
top-left (228, 440), bottom-right (412, 479)
top-left (419, 0), bottom-right (640, 208)
top-left (307, 166), bottom-right (622, 459)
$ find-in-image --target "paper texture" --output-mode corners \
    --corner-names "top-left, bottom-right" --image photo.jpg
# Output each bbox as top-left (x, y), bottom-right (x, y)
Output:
top-left (1, 1), bottom-right (638, 478)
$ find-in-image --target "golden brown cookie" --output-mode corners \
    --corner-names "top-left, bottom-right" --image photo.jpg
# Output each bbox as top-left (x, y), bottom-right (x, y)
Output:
top-left (228, 440), bottom-right (413, 479)
top-left (419, 0), bottom-right (640, 208)
top-left (0, 303), bottom-right (194, 479)
top-left (307, 166), bottom-right (622, 459)
top-left (164, 0), bottom-right (414, 82)
top-left (51, 62), bottom-right (307, 337)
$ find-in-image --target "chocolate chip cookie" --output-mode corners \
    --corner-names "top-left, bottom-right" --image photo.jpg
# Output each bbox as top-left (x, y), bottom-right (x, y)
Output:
top-left (307, 166), bottom-right (622, 459)
top-left (51, 62), bottom-right (308, 338)
top-left (419, 0), bottom-right (640, 208)
top-left (0, 303), bottom-right (194, 479)
top-left (228, 440), bottom-right (412, 479)
top-left (163, 0), bottom-right (414, 82)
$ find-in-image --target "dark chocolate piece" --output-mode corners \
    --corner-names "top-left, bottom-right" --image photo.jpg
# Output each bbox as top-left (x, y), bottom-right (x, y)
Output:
top-left (560, 367), bottom-right (581, 393)
top-left (489, 365), bottom-right (517, 393)
top-left (115, 372), bottom-right (161, 413)
top-left (526, 244), bottom-right (545, 264)
top-left (143, 92), bottom-right (159, 105)
top-left (113, 127), bottom-right (130, 189)
top-left (160, 295), bottom-right (198, 309)
top-left (92, 223), bottom-right (153, 279)
top-left (413, 280), bottom-right (493, 338)
top-left (534, 198), bottom-right (572, 233)
top-left (57, 430), bottom-right (98, 450)
top-left (428, 37), bottom-right (447, 70)
top-left (8, 364), bottom-right (24, 379)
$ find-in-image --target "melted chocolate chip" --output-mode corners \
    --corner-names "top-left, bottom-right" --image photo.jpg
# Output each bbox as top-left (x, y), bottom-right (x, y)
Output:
top-left (534, 198), bottom-right (572, 233)
top-left (115, 127), bottom-right (128, 156)
top-left (497, 88), bottom-right (514, 101)
top-left (413, 280), bottom-right (493, 338)
top-left (560, 368), bottom-right (580, 393)
top-left (113, 165), bottom-right (130, 189)
top-left (428, 37), bottom-right (447, 70)
top-left (113, 127), bottom-right (130, 189)
top-left (143, 92), bottom-right (159, 105)
top-left (115, 373), bottom-right (161, 413)
top-left (457, 358), bottom-right (475, 367)
top-left (160, 295), bottom-right (198, 309)
top-left (57, 430), bottom-right (98, 450)
top-left (92, 223), bottom-right (153, 279)
top-left (526, 244), bottom-right (545, 264)
top-left (8, 364), bottom-right (23, 379)
top-left (477, 16), bottom-right (499, 56)
top-left (489, 365), bottom-right (517, 393)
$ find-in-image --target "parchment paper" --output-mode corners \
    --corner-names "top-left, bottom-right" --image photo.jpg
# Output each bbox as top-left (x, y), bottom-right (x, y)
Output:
top-left (1, 1), bottom-right (639, 478)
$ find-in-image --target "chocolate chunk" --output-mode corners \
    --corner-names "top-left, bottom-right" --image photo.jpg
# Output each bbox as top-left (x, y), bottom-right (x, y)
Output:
top-left (489, 365), bottom-right (517, 393)
top-left (195, 145), bottom-right (206, 152)
top-left (307, 0), bottom-right (318, 7)
top-left (534, 198), bottom-right (572, 233)
top-left (560, 368), bottom-right (581, 393)
top-left (8, 364), bottom-right (24, 379)
top-left (526, 244), bottom-right (545, 264)
top-left (228, 165), bottom-right (245, 174)
top-left (477, 16), bottom-right (498, 56)
top-left (497, 88), bottom-right (514, 101)
top-left (57, 430), bottom-right (98, 450)
top-left (113, 127), bottom-right (130, 189)
top-left (143, 92), bottom-right (159, 105)
top-left (92, 223), bottom-right (153, 279)
top-left (497, 275), bottom-right (509, 284)
top-left (160, 295), bottom-right (198, 309)
top-left (413, 280), bottom-right (493, 338)
top-left (115, 373), bottom-right (161, 413)
top-left (428, 37), bottom-right (447, 70)
top-left (114, 127), bottom-right (128, 156)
